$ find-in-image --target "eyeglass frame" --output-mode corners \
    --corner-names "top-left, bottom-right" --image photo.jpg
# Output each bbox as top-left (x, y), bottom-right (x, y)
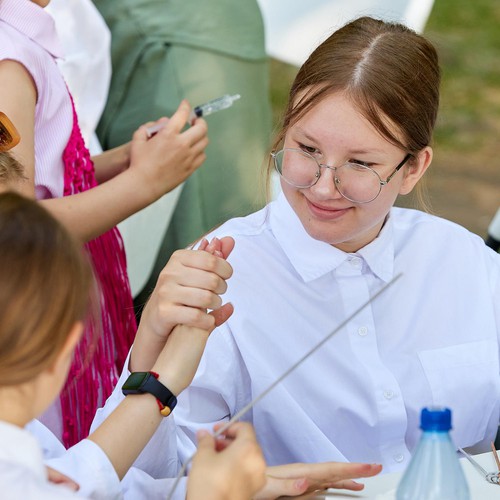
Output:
top-left (271, 148), bottom-right (413, 204)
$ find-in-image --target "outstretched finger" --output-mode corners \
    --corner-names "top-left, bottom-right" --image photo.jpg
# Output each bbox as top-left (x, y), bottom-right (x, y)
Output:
top-left (161, 99), bottom-right (191, 134)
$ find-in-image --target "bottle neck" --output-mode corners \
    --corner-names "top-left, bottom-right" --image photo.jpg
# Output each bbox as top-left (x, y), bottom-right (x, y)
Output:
top-left (420, 429), bottom-right (453, 441)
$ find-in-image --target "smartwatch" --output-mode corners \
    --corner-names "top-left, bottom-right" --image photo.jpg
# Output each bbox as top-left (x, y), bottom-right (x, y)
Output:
top-left (122, 371), bottom-right (177, 416)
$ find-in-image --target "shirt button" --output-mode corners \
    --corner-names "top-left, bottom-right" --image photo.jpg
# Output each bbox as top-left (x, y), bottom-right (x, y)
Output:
top-left (383, 390), bottom-right (395, 400)
top-left (349, 257), bottom-right (362, 268)
top-left (358, 326), bottom-right (368, 336)
top-left (394, 454), bottom-right (404, 463)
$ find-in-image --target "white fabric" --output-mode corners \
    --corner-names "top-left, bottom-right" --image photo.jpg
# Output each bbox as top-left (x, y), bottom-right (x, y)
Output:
top-left (256, 0), bottom-right (435, 66)
top-left (0, 419), bottom-right (120, 499)
top-left (25, 349), bottom-right (186, 499)
top-left (46, 0), bottom-right (111, 154)
top-left (174, 193), bottom-right (500, 474)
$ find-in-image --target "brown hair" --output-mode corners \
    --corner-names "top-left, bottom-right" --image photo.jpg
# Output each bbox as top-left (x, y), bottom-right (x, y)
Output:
top-left (0, 192), bottom-right (92, 385)
top-left (268, 17), bottom-right (440, 206)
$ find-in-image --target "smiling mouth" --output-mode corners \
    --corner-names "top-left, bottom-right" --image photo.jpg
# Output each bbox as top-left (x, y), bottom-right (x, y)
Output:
top-left (306, 198), bottom-right (351, 219)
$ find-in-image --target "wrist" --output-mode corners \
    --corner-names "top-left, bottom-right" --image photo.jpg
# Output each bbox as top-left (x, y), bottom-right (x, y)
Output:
top-left (150, 364), bottom-right (183, 397)
top-left (122, 371), bottom-right (177, 417)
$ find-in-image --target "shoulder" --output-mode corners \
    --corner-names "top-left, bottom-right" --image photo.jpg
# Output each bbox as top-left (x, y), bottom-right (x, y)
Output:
top-left (391, 207), bottom-right (500, 270)
top-left (0, 22), bottom-right (41, 65)
top-left (0, 24), bottom-right (51, 94)
top-left (391, 207), bottom-right (486, 246)
top-left (205, 204), bottom-right (272, 242)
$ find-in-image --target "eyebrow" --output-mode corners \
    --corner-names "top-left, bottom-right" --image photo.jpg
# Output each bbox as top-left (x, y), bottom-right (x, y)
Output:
top-left (293, 127), bottom-right (388, 156)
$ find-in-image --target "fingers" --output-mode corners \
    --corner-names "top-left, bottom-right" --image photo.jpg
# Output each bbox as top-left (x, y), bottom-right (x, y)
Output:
top-left (215, 421), bottom-right (256, 441)
top-left (196, 429), bottom-right (216, 452)
top-left (327, 479), bottom-right (365, 491)
top-left (182, 117), bottom-right (208, 146)
top-left (254, 476), bottom-right (309, 499)
top-left (260, 462), bottom-right (383, 498)
top-left (46, 466), bottom-right (80, 492)
top-left (266, 461), bottom-right (382, 482)
top-left (169, 247), bottom-right (233, 280)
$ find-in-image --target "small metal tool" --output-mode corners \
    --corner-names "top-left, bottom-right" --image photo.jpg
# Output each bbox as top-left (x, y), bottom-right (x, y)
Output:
top-left (458, 446), bottom-right (500, 485)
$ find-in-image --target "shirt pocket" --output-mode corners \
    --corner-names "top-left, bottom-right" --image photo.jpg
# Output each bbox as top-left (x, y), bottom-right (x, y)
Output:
top-left (418, 340), bottom-right (500, 446)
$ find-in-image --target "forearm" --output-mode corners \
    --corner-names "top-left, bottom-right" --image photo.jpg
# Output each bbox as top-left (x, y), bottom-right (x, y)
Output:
top-left (88, 393), bottom-right (163, 480)
top-left (130, 323), bottom-right (169, 373)
top-left (40, 168), bottom-right (157, 242)
top-left (87, 333), bottom-right (200, 480)
top-left (92, 143), bottom-right (131, 183)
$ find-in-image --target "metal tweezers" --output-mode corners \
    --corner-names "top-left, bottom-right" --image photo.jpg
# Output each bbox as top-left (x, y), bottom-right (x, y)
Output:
top-left (458, 442), bottom-right (500, 485)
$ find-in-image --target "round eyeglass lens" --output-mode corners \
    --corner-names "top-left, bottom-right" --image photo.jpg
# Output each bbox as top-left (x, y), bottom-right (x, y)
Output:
top-left (273, 149), bottom-right (319, 188)
top-left (334, 163), bottom-right (382, 203)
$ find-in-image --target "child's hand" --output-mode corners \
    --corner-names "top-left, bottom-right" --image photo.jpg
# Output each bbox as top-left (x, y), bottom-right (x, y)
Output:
top-left (187, 423), bottom-right (267, 500)
top-left (130, 236), bottom-right (234, 373)
top-left (128, 100), bottom-right (209, 202)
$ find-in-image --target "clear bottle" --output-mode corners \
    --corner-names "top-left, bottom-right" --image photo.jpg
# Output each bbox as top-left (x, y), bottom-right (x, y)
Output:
top-left (396, 407), bottom-right (470, 500)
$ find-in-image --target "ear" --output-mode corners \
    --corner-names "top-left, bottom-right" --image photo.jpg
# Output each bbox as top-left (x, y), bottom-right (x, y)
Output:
top-left (399, 146), bottom-right (433, 195)
top-left (47, 322), bottom-right (84, 375)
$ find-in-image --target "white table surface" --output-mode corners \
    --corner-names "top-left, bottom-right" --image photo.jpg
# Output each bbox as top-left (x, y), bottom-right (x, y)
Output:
top-left (281, 451), bottom-right (499, 499)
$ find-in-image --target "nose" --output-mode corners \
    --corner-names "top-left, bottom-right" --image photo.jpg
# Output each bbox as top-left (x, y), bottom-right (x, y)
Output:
top-left (310, 164), bottom-right (343, 200)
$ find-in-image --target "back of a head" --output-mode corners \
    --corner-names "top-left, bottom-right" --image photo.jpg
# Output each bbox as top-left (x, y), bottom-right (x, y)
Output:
top-left (274, 16), bottom-right (440, 155)
top-left (0, 151), bottom-right (27, 189)
top-left (0, 192), bottom-right (92, 386)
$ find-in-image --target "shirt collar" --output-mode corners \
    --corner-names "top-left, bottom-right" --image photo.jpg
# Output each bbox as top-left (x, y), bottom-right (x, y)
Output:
top-left (0, 0), bottom-right (63, 58)
top-left (270, 193), bottom-right (395, 283)
top-left (0, 420), bottom-right (46, 480)
top-left (356, 212), bottom-right (395, 283)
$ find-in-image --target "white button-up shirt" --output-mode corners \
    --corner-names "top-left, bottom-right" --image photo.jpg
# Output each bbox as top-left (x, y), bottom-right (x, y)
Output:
top-left (0, 420), bottom-right (121, 499)
top-left (175, 193), bottom-right (500, 473)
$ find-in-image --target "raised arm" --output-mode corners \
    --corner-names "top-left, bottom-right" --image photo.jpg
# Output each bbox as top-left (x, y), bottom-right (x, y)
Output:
top-left (87, 237), bottom-right (234, 479)
top-left (0, 59), bottom-right (208, 242)
top-left (41, 102), bottom-right (208, 242)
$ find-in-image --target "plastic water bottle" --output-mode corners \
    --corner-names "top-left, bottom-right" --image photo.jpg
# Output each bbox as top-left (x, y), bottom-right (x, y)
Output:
top-left (396, 407), bottom-right (470, 500)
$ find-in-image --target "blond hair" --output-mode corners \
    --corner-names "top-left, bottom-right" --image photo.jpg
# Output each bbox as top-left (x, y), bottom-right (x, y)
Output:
top-left (0, 151), bottom-right (27, 185)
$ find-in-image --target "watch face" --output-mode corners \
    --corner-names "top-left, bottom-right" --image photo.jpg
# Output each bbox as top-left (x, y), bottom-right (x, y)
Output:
top-left (122, 372), bottom-right (149, 392)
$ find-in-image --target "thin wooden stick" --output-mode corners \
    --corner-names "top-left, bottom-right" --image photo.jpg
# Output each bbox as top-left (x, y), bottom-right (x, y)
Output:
top-left (491, 442), bottom-right (500, 472)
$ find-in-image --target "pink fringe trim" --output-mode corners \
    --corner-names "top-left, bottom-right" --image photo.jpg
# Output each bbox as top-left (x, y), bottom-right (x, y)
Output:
top-left (60, 96), bottom-right (136, 447)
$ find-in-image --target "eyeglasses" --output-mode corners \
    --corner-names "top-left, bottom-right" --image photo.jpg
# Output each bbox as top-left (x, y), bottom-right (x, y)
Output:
top-left (271, 148), bottom-right (412, 204)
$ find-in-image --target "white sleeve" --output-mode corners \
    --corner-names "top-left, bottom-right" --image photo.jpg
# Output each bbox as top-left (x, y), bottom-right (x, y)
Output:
top-left (174, 322), bottom-right (253, 465)
top-left (46, 0), bottom-right (111, 153)
top-left (45, 439), bottom-right (122, 499)
top-left (26, 419), bottom-right (122, 499)
top-left (122, 469), bottom-right (187, 500)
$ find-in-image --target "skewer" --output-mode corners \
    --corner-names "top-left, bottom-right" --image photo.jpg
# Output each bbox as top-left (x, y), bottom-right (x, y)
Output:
top-left (490, 442), bottom-right (500, 472)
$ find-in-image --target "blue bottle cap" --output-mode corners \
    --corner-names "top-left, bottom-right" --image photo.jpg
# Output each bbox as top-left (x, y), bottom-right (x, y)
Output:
top-left (420, 407), bottom-right (452, 431)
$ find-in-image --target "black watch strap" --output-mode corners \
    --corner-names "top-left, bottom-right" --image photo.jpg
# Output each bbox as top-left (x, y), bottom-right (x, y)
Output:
top-left (122, 371), bottom-right (177, 416)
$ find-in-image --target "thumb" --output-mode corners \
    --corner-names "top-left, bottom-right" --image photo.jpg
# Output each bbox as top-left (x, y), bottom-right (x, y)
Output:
top-left (254, 476), bottom-right (309, 500)
top-left (219, 236), bottom-right (235, 260)
top-left (164, 99), bottom-right (191, 134)
top-left (196, 429), bottom-right (216, 453)
top-left (210, 302), bottom-right (234, 327)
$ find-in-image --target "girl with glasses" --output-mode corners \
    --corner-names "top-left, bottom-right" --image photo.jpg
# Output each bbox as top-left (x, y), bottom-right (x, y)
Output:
top-left (165, 16), bottom-right (500, 478)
